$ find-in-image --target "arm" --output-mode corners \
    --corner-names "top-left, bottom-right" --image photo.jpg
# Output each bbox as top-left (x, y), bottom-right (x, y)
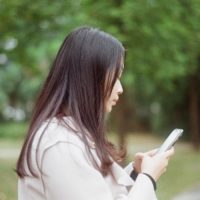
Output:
top-left (41, 142), bottom-right (157, 200)
top-left (124, 162), bottom-right (139, 181)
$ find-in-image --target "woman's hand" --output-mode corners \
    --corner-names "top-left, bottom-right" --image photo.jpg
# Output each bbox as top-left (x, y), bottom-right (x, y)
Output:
top-left (133, 149), bottom-right (157, 173)
top-left (133, 148), bottom-right (175, 181)
top-left (141, 148), bottom-right (175, 181)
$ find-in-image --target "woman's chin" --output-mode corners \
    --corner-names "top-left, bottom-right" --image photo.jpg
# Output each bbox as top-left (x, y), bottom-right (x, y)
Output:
top-left (105, 105), bottom-right (112, 113)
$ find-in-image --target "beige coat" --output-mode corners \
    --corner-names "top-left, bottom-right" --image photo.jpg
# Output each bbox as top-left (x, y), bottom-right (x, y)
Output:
top-left (18, 117), bottom-right (157, 200)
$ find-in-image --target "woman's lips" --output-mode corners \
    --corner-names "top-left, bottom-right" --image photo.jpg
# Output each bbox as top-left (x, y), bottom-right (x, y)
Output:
top-left (112, 99), bottom-right (118, 105)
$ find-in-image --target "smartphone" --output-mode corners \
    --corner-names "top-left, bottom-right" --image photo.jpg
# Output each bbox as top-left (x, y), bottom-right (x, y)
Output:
top-left (156, 129), bottom-right (183, 154)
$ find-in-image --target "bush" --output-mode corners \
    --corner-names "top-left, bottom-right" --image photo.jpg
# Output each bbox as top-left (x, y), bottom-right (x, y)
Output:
top-left (0, 122), bottom-right (27, 139)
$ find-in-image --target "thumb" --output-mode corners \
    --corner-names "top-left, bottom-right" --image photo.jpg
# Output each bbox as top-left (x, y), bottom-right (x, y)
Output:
top-left (135, 152), bottom-right (145, 159)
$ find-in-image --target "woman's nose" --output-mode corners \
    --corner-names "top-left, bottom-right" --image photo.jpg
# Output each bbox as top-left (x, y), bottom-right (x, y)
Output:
top-left (118, 81), bottom-right (123, 95)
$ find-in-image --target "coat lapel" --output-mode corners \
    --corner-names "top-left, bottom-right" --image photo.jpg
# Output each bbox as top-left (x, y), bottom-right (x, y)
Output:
top-left (111, 162), bottom-right (134, 187)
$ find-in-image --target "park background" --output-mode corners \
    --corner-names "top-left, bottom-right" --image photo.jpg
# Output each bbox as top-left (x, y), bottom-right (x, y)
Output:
top-left (0, 0), bottom-right (200, 199)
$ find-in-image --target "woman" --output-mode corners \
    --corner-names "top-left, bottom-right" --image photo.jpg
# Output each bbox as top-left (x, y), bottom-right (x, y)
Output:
top-left (16, 26), bottom-right (174, 200)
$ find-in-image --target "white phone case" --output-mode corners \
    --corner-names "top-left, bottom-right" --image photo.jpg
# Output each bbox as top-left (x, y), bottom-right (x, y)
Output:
top-left (156, 129), bottom-right (183, 154)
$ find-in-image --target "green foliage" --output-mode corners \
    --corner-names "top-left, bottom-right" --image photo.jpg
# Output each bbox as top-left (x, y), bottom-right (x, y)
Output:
top-left (0, 0), bottom-right (86, 118)
top-left (83, 0), bottom-right (200, 136)
top-left (0, 0), bottom-right (200, 141)
top-left (0, 122), bottom-right (27, 139)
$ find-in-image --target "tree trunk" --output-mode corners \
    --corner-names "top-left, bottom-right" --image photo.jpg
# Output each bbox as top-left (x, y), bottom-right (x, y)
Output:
top-left (189, 74), bottom-right (200, 150)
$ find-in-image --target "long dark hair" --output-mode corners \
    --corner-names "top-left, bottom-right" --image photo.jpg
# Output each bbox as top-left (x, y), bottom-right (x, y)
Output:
top-left (16, 26), bottom-right (125, 178)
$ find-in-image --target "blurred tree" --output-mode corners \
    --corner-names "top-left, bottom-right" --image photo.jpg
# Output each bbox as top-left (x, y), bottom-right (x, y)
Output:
top-left (0, 0), bottom-right (86, 119)
top-left (0, 0), bottom-right (200, 149)
top-left (82, 0), bottom-right (200, 149)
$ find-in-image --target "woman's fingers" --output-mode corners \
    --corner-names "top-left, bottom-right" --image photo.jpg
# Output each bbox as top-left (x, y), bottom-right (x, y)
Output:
top-left (155, 147), bottom-right (174, 161)
top-left (136, 147), bottom-right (174, 160)
top-left (163, 147), bottom-right (175, 158)
top-left (146, 149), bottom-right (158, 156)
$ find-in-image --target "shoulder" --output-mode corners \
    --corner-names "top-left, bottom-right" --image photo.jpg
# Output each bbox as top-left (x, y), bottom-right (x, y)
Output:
top-left (31, 116), bottom-right (97, 173)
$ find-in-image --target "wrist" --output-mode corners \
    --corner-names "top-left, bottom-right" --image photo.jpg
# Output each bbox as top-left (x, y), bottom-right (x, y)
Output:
top-left (130, 170), bottom-right (138, 180)
top-left (141, 169), bottom-right (157, 181)
top-left (141, 172), bottom-right (157, 191)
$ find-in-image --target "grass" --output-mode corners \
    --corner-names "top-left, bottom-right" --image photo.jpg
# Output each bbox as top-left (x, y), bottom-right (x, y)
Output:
top-left (0, 121), bottom-right (24, 200)
top-left (0, 159), bottom-right (17, 200)
top-left (0, 127), bottom-right (200, 200)
top-left (157, 149), bottom-right (200, 199)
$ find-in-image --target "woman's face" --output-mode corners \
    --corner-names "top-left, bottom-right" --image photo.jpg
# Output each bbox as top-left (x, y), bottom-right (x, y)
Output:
top-left (105, 68), bottom-right (123, 113)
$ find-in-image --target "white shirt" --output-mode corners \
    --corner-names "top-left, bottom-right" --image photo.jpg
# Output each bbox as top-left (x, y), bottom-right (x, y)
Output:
top-left (18, 117), bottom-right (157, 200)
